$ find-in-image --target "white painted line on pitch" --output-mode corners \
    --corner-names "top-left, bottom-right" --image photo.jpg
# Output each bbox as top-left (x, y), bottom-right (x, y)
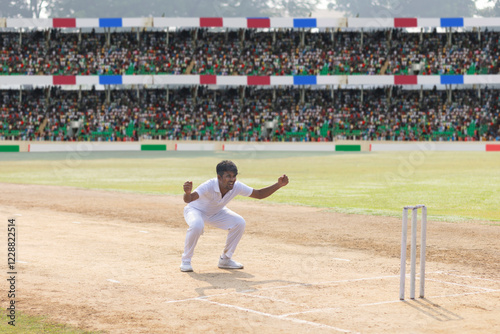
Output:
top-left (165, 284), bottom-right (312, 305)
top-left (258, 282), bottom-right (312, 291)
top-left (240, 292), bottom-right (306, 306)
top-left (278, 275), bottom-right (500, 318)
top-left (259, 275), bottom-right (400, 293)
top-left (280, 288), bottom-right (500, 318)
top-left (165, 287), bottom-right (306, 305)
top-left (333, 258), bottom-right (350, 262)
top-left (359, 300), bottom-right (401, 307)
top-left (425, 278), bottom-right (497, 291)
top-left (434, 271), bottom-right (500, 283)
top-left (281, 300), bottom-right (401, 318)
top-left (107, 279), bottom-right (120, 283)
top-left (72, 221), bottom-right (81, 224)
top-left (311, 275), bottom-right (400, 287)
top-left (198, 298), bottom-right (355, 333)
top-left (164, 273), bottom-right (500, 319)
top-left (280, 306), bottom-right (341, 318)
top-left (429, 289), bottom-right (500, 299)
top-left (139, 231), bottom-right (149, 233)
top-left (13, 214), bottom-right (22, 216)
top-left (165, 275), bottom-right (400, 304)
top-left (164, 295), bottom-right (221, 304)
top-left (356, 290), bottom-right (500, 308)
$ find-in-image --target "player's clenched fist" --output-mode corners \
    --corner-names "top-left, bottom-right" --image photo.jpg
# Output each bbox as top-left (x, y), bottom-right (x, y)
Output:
top-left (183, 181), bottom-right (193, 194)
top-left (278, 174), bottom-right (289, 187)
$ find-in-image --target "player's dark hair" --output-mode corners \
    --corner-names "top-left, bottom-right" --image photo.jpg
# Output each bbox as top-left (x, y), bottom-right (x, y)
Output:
top-left (216, 160), bottom-right (238, 177)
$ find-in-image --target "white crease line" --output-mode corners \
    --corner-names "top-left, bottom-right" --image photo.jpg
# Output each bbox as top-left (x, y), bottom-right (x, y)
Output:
top-left (198, 298), bottom-right (355, 333)
top-left (164, 275), bottom-right (401, 304)
top-left (258, 282), bottom-right (311, 291)
top-left (165, 295), bottom-right (216, 304)
top-left (72, 222), bottom-right (81, 224)
top-left (280, 301), bottom-right (400, 318)
top-left (429, 289), bottom-right (500, 299)
top-left (359, 300), bottom-right (401, 307)
top-left (107, 279), bottom-right (120, 283)
top-left (350, 289), bottom-right (500, 307)
top-left (426, 278), bottom-right (497, 292)
top-left (164, 274), bottom-right (500, 319)
top-left (164, 287), bottom-right (306, 305)
top-left (280, 307), bottom-right (341, 318)
top-left (13, 214), bottom-right (22, 216)
top-left (280, 289), bottom-right (500, 318)
top-left (311, 275), bottom-right (400, 286)
top-left (139, 231), bottom-right (149, 233)
top-left (333, 258), bottom-right (350, 262)
top-left (260, 275), bottom-right (401, 292)
top-left (434, 271), bottom-right (500, 283)
top-left (239, 293), bottom-right (306, 306)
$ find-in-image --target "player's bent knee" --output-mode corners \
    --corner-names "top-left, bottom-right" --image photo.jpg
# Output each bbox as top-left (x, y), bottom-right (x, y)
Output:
top-left (189, 220), bottom-right (205, 235)
top-left (233, 217), bottom-right (246, 230)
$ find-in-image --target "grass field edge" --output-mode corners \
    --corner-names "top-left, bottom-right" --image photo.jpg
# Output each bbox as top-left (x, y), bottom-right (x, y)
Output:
top-left (0, 310), bottom-right (103, 334)
top-left (2, 181), bottom-right (497, 224)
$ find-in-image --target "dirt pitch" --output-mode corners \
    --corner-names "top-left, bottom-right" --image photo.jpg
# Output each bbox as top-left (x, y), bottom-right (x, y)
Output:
top-left (1, 183), bottom-right (499, 333)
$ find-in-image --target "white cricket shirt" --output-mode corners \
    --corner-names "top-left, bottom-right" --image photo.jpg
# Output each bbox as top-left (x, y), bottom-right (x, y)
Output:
top-left (187, 178), bottom-right (253, 216)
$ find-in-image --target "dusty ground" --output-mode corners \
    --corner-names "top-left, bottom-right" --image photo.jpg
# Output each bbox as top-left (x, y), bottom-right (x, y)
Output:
top-left (0, 183), bottom-right (499, 333)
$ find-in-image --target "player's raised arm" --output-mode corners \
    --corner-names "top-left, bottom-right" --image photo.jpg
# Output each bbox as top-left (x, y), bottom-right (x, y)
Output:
top-left (183, 181), bottom-right (199, 203)
top-left (249, 174), bottom-right (289, 200)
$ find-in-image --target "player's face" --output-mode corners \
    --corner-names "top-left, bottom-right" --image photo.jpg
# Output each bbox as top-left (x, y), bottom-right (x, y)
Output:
top-left (218, 171), bottom-right (237, 191)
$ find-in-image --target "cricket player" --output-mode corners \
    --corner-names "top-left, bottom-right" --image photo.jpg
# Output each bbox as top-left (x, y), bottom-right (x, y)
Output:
top-left (181, 160), bottom-right (289, 272)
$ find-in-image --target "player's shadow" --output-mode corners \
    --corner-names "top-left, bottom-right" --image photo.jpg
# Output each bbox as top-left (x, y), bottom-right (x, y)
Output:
top-left (187, 270), bottom-right (297, 297)
top-left (403, 298), bottom-right (463, 321)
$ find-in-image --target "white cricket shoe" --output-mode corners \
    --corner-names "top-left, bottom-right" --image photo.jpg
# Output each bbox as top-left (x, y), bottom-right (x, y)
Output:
top-left (180, 261), bottom-right (193, 272)
top-left (218, 257), bottom-right (244, 269)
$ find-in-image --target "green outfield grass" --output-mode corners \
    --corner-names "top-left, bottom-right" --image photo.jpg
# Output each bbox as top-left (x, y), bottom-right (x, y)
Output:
top-left (0, 151), bottom-right (499, 222)
top-left (0, 311), bottom-right (101, 333)
top-left (0, 150), bottom-right (498, 333)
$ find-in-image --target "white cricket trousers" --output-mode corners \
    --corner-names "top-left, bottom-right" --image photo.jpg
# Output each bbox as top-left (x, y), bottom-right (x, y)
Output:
top-left (182, 206), bottom-right (246, 262)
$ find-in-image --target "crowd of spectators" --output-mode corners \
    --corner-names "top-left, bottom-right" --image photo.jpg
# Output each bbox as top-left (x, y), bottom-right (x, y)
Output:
top-left (0, 28), bottom-right (498, 76)
top-left (1, 87), bottom-right (498, 142)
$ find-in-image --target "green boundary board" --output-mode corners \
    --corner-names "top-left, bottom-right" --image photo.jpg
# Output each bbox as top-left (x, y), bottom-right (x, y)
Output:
top-left (335, 145), bottom-right (361, 152)
top-left (0, 145), bottom-right (20, 152)
top-left (141, 144), bottom-right (167, 151)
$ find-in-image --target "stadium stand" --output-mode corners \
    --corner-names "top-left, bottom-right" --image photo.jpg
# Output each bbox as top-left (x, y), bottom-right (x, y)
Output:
top-left (1, 87), bottom-right (498, 142)
top-left (0, 17), bottom-right (498, 142)
top-left (0, 29), bottom-right (498, 76)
